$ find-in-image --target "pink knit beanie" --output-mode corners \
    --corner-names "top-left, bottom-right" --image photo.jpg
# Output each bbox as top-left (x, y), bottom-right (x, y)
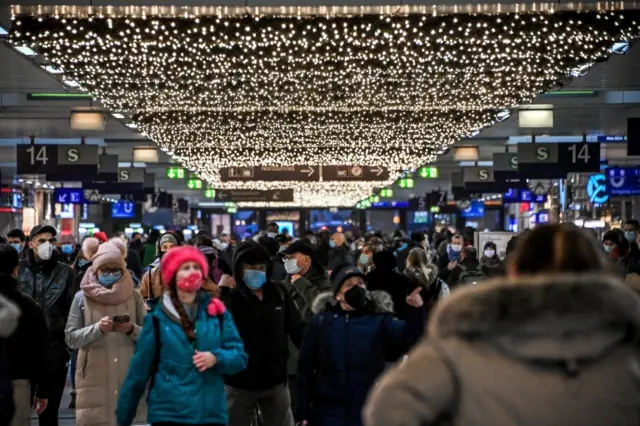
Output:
top-left (160, 245), bottom-right (209, 287)
top-left (91, 241), bottom-right (126, 271)
top-left (109, 237), bottom-right (127, 257)
top-left (82, 237), bottom-right (100, 260)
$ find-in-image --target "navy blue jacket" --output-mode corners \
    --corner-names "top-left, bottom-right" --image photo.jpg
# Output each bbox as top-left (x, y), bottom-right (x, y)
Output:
top-left (297, 291), bottom-right (425, 426)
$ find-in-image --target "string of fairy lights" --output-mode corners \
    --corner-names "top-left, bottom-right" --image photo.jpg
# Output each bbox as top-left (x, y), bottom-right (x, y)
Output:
top-left (8, 8), bottom-right (640, 206)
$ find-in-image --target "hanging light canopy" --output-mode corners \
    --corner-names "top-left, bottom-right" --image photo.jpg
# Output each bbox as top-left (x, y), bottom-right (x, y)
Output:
top-left (8, 5), bottom-right (640, 206)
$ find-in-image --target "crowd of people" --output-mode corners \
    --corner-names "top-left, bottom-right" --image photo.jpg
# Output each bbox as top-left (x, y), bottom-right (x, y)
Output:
top-left (0, 220), bottom-right (640, 426)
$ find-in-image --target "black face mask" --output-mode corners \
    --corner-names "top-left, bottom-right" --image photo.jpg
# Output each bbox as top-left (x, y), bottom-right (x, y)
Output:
top-left (344, 286), bottom-right (367, 311)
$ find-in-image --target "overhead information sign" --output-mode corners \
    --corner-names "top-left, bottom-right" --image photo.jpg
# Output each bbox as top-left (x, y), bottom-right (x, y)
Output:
top-left (54, 188), bottom-right (84, 204)
top-left (97, 155), bottom-right (119, 182)
top-left (606, 167), bottom-right (640, 196)
top-left (118, 168), bottom-right (145, 183)
top-left (215, 189), bottom-right (295, 202)
top-left (18, 144), bottom-right (99, 178)
top-left (322, 165), bottom-right (389, 181)
top-left (220, 165), bottom-right (388, 182)
top-left (493, 153), bottom-right (519, 179)
top-left (220, 166), bottom-right (318, 182)
top-left (518, 143), bottom-right (600, 178)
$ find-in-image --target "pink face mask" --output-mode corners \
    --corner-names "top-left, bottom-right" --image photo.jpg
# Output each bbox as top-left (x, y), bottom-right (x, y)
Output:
top-left (177, 272), bottom-right (203, 293)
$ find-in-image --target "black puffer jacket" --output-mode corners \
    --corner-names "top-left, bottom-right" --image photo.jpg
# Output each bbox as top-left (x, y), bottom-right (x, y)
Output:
top-left (17, 250), bottom-right (74, 361)
top-left (366, 251), bottom-right (412, 321)
top-left (221, 241), bottom-right (305, 390)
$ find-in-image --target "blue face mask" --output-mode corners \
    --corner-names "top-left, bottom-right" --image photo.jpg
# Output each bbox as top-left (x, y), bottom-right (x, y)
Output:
top-left (62, 244), bottom-right (74, 254)
top-left (98, 271), bottom-right (123, 288)
top-left (77, 259), bottom-right (89, 268)
top-left (359, 254), bottom-right (370, 266)
top-left (625, 231), bottom-right (637, 243)
top-left (10, 243), bottom-right (22, 252)
top-left (244, 270), bottom-right (267, 290)
top-left (329, 240), bottom-right (336, 248)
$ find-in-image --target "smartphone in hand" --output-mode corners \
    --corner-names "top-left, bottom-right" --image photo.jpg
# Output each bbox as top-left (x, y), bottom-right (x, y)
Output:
top-left (112, 314), bottom-right (130, 324)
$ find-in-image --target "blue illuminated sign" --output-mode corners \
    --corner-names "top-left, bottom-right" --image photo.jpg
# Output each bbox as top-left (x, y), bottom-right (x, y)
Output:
top-left (111, 201), bottom-right (135, 219)
top-left (596, 135), bottom-right (626, 143)
top-left (503, 189), bottom-right (547, 204)
top-left (586, 173), bottom-right (609, 205)
top-left (461, 200), bottom-right (485, 218)
top-left (606, 167), bottom-right (640, 196)
top-left (54, 188), bottom-right (83, 204)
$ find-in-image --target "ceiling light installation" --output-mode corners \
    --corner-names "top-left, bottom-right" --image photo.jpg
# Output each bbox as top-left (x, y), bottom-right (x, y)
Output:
top-left (8, 6), bottom-right (640, 206)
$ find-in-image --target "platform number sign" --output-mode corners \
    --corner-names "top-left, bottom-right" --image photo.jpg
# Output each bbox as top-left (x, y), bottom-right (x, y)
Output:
top-left (559, 143), bottom-right (600, 172)
top-left (27, 146), bottom-right (49, 165)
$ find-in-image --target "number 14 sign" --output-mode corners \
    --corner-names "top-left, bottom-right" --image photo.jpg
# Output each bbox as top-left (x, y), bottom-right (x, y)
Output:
top-left (17, 144), bottom-right (99, 177)
top-left (558, 143), bottom-right (601, 173)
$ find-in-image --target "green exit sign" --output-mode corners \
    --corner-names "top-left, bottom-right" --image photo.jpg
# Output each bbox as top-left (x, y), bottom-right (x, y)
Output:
top-left (166, 167), bottom-right (185, 179)
top-left (398, 178), bottom-right (415, 189)
top-left (418, 167), bottom-right (439, 179)
top-left (227, 206), bottom-right (238, 213)
top-left (204, 189), bottom-right (216, 198)
top-left (369, 195), bottom-right (380, 203)
top-left (187, 179), bottom-right (203, 190)
top-left (380, 188), bottom-right (394, 198)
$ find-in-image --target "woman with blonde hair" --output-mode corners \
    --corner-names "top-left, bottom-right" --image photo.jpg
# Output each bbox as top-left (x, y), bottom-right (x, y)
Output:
top-left (403, 248), bottom-right (447, 311)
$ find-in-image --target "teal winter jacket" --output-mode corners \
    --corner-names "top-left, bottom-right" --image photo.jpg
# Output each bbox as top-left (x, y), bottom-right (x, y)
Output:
top-left (116, 291), bottom-right (248, 426)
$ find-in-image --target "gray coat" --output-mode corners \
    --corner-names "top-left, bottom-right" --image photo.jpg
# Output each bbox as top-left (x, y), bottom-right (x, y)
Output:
top-left (364, 273), bottom-right (640, 426)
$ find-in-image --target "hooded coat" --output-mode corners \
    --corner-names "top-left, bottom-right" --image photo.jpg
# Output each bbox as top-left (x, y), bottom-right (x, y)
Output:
top-left (65, 268), bottom-right (146, 426)
top-left (220, 242), bottom-right (305, 391)
top-left (117, 291), bottom-right (247, 426)
top-left (297, 291), bottom-right (425, 426)
top-left (364, 274), bottom-right (640, 426)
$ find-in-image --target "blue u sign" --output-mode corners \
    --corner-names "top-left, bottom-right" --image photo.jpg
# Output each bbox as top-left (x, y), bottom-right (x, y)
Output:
top-left (587, 173), bottom-right (608, 205)
top-left (111, 201), bottom-right (135, 219)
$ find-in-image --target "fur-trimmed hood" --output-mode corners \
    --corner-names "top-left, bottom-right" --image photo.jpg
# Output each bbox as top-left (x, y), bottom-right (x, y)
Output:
top-left (429, 273), bottom-right (640, 362)
top-left (312, 290), bottom-right (394, 314)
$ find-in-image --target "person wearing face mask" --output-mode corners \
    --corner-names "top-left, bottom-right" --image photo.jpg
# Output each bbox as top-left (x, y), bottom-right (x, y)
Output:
top-left (57, 234), bottom-right (78, 266)
top-left (65, 241), bottom-right (146, 426)
top-left (622, 220), bottom-right (640, 276)
top-left (296, 264), bottom-right (424, 426)
top-left (267, 223), bottom-right (280, 239)
top-left (220, 241), bottom-right (304, 426)
top-left (480, 241), bottom-right (504, 277)
top-left (328, 232), bottom-right (354, 273)
top-left (280, 241), bottom-right (332, 418)
top-left (602, 229), bottom-right (633, 279)
top-left (437, 234), bottom-right (463, 282)
top-left (117, 246), bottom-right (247, 426)
top-left (17, 225), bottom-right (74, 426)
top-left (6, 229), bottom-right (26, 260)
top-left (139, 231), bottom-right (181, 306)
top-left (357, 238), bottom-right (386, 274)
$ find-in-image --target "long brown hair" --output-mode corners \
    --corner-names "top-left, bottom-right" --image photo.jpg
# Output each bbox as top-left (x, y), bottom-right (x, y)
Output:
top-left (168, 280), bottom-right (196, 342)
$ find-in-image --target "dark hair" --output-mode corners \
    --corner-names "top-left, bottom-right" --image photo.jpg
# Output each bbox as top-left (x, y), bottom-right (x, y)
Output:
top-left (410, 231), bottom-right (425, 243)
top-left (626, 220), bottom-right (640, 231)
top-left (168, 280), bottom-right (196, 342)
top-left (0, 244), bottom-right (19, 276)
top-left (147, 229), bottom-right (161, 244)
top-left (513, 224), bottom-right (605, 275)
top-left (194, 234), bottom-right (214, 248)
top-left (258, 236), bottom-right (279, 257)
top-left (7, 229), bottom-right (25, 242)
top-left (462, 246), bottom-right (477, 261)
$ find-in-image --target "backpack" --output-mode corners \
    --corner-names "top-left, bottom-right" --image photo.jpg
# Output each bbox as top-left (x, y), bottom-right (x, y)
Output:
top-left (458, 264), bottom-right (487, 285)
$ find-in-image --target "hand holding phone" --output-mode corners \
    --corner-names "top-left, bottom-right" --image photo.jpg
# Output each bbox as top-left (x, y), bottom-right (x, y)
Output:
top-left (112, 314), bottom-right (130, 324)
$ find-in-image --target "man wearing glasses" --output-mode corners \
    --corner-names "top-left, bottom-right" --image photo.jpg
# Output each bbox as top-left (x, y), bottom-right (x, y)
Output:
top-left (17, 225), bottom-right (74, 426)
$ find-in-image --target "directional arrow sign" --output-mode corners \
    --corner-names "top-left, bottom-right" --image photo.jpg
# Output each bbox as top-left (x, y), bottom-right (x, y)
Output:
top-left (322, 165), bottom-right (390, 181)
top-left (215, 189), bottom-right (295, 202)
top-left (528, 179), bottom-right (553, 196)
top-left (220, 166), bottom-right (320, 182)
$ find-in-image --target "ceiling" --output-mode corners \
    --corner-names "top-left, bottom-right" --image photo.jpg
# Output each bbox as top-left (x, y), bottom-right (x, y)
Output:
top-left (2, 5), bottom-right (640, 207)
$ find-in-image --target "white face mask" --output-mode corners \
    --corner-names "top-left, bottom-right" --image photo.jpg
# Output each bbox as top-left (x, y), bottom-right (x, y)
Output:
top-left (37, 242), bottom-right (53, 261)
top-left (284, 258), bottom-right (302, 275)
top-left (484, 249), bottom-right (496, 258)
top-left (218, 242), bottom-right (229, 251)
top-left (450, 244), bottom-right (462, 252)
top-left (267, 232), bottom-right (277, 238)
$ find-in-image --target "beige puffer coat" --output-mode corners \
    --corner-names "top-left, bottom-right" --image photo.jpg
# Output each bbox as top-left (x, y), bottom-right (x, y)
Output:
top-left (66, 291), bottom-right (147, 426)
top-left (364, 273), bottom-right (640, 426)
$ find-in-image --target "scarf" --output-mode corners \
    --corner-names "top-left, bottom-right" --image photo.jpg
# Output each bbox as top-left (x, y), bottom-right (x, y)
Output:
top-left (80, 267), bottom-right (134, 305)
